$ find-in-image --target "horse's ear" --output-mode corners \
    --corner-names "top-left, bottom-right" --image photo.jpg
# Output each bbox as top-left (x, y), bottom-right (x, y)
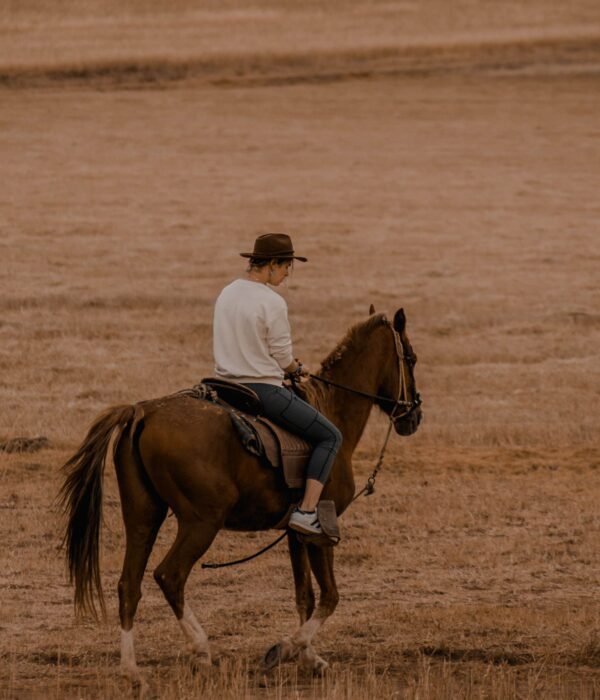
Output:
top-left (369, 304), bottom-right (376, 315)
top-left (393, 308), bottom-right (406, 332)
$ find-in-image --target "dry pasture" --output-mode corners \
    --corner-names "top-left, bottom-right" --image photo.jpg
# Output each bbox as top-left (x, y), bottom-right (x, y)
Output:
top-left (1, 2), bottom-right (600, 698)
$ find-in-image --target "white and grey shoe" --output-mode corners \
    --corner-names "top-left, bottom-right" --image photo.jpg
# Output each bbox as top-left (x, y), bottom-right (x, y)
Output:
top-left (288, 507), bottom-right (322, 536)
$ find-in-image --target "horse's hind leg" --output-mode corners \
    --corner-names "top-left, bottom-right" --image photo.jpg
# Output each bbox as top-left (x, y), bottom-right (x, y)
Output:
top-left (153, 519), bottom-right (220, 665)
top-left (115, 434), bottom-right (167, 683)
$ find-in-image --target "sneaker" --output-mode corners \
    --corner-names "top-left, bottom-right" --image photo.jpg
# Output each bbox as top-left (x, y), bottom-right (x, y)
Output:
top-left (288, 507), bottom-right (322, 536)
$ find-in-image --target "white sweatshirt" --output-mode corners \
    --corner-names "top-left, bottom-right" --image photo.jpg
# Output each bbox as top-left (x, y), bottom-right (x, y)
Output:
top-left (213, 279), bottom-right (294, 386)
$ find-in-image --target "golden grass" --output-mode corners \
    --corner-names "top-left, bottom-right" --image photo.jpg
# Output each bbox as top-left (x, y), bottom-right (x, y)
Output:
top-left (2, 448), bottom-right (600, 697)
top-left (2, 6), bottom-right (600, 695)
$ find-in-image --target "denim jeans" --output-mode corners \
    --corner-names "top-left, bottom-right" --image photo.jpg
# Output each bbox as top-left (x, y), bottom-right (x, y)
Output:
top-left (245, 383), bottom-right (342, 484)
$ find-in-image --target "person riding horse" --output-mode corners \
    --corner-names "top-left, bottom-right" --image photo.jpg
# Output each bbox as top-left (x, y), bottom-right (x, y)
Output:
top-left (212, 233), bottom-right (342, 536)
top-left (61, 265), bottom-right (421, 678)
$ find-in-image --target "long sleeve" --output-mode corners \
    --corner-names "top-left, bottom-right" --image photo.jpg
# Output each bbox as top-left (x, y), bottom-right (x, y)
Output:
top-left (213, 279), bottom-right (295, 385)
top-left (267, 304), bottom-right (294, 368)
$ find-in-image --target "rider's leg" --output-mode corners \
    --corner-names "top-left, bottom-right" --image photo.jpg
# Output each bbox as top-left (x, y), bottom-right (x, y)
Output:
top-left (299, 478), bottom-right (323, 511)
top-left (244, 383), bottom-right (342, 511)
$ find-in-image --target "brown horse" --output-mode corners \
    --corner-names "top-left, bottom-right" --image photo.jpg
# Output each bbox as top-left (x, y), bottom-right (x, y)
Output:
top-left (60, 307), bottom-right (421, 682)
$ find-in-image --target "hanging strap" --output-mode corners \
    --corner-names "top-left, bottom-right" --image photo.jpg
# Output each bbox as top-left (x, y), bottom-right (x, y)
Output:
top-left (201, 531), bottom-right (287, 569)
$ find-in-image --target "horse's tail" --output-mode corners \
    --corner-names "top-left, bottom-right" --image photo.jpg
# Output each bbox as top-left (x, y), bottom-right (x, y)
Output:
top-left (59, 404), bottom-right (136, 620)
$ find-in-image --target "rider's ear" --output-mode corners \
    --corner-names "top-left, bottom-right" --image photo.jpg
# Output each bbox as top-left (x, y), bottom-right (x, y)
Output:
top-left (393, 308), bottom-right (406, 333)
top-left (369, 304), bottom-right (376, 315)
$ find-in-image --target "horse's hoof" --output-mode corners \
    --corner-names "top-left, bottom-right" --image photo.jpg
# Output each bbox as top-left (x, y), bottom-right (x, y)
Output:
top-left (190, 650), bottom-right (212, 673)
top-left (262, 638), bottom-right (295, 671)
top-left (120, 666), bottom-right (150, 698)
top-left (312, 657), bottom-right (329, 677)
top-left (298, 647), bottom-right (329, 676)
top-left (262, 643), bottom-right (283, 671)
top-left (133, 678), bottom-right (151, 700)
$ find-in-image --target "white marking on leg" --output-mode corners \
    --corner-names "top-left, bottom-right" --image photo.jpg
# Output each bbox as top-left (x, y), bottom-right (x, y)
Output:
top-left (277, 618), bottom-right (329, 673)
top-left (292, 617), bottom-right (322, 648)
top-left (120, 628), bottom-right (149, 696)
top-left (120, 628), bottom-right (139, 676)
top-left (179, 605), bottom-right (211, 660)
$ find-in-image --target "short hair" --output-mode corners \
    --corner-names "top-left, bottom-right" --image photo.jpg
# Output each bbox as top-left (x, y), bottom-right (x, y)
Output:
top-left (248, 257), bottom-right (294, 268)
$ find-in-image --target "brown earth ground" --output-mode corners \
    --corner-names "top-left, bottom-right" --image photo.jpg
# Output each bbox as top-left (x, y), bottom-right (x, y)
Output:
top-left (1, 2), bottom-right (600, 698)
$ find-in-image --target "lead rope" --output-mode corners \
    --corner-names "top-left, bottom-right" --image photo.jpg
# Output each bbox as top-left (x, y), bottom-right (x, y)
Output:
top-left (351, 416), bottom-right (394, 502)
top-left (201, 415), bottom-right (395, 569)
top-left (201, 531), bottom-right (287, 569)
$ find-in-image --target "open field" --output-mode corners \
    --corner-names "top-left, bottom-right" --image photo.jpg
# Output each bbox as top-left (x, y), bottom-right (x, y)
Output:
top-left (1, 2), bottom-right (600, 697)
top-left (1, 1), bottom-right (600, 87)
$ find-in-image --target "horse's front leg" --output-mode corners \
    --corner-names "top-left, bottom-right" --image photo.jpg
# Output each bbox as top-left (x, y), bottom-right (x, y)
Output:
top-left (289, 531), bottom-right (316, 624)
top-left (263, 537), bottom-right (338, 675)
top-left (263, 532), bottom-right (315, 668)
top-left (294, 542), bottom-right (338, 674)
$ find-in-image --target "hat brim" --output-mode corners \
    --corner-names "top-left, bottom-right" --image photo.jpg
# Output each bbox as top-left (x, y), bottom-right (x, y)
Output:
top-left (240, 252), bottom-right (307, 262)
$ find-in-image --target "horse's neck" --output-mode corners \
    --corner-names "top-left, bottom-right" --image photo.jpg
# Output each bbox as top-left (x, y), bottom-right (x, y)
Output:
top-left (316, 329), bottom-right (386, 453)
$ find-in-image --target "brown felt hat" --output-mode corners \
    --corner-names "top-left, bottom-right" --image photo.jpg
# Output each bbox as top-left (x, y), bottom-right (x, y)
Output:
top-left (240, 233), bottom-right (307, 262)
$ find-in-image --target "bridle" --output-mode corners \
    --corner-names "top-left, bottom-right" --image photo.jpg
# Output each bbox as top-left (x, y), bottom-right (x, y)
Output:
top-left (307, 320), bottom-right (421, 501)
top-left (307, 321), bottom-right (422, 425)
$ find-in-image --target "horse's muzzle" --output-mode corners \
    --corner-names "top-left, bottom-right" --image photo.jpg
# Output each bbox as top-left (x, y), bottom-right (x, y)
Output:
top-left (394, 404), bottom-right (422, 436)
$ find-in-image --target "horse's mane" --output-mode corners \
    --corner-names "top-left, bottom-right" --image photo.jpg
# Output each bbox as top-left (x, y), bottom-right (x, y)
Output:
top-left (295, 313), bottom-right (388, 411)
top-left (320, 313), bottom-right (388, 373)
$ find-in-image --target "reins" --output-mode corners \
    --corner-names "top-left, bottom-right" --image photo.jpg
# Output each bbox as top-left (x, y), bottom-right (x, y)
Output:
top-left (308, 373), bottom-right (415, 408)
top-left (308, 323), bottom-right (420, 422)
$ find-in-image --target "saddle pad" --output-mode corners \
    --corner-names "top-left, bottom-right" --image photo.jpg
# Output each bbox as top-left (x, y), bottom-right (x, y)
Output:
top-left (233, 414), bottom-right (312, 489)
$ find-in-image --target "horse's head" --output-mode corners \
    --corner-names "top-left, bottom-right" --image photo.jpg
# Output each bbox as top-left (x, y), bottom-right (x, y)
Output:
top-left (372, 306), bottom-right (422, 436)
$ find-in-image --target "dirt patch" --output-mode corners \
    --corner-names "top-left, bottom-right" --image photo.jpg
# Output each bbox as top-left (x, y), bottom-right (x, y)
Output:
top-left (0, 437), bottom-right (50, 453)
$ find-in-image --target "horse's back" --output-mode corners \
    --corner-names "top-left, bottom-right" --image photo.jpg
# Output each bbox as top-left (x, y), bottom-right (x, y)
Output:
top-left (128, 394), bottom-right (292, 528)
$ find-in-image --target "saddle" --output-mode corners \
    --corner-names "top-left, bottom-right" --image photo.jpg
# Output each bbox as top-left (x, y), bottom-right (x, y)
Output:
top-left (195, 379), bottom-right (341, 545)
top-left (200, 378), bottom-right (312, 489)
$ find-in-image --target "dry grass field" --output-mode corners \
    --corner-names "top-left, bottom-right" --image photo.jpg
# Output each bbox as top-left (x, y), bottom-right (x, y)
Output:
top-left (1, 2), bottom-right (600, 698)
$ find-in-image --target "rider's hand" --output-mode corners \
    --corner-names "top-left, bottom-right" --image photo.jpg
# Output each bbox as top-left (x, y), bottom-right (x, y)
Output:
top-left (296, 364), bottom-right (310, 381)
top-left (285, 360), bottom-right (310, 381)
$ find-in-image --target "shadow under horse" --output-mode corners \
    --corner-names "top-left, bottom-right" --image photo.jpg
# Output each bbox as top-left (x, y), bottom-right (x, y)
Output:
top-left (60, 307), bottom-right (422, 683)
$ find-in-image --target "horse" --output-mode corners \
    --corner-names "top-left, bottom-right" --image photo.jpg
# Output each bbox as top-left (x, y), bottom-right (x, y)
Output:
top-left (60, 307), bottom-right (421, 683)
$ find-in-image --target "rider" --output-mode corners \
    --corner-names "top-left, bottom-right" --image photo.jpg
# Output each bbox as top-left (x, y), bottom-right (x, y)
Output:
top-left (212, 233), bottom-right (342, 536)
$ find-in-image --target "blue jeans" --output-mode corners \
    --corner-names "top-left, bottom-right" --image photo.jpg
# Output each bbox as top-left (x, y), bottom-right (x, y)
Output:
top-left (245, 383), bottom-right (342, 485)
